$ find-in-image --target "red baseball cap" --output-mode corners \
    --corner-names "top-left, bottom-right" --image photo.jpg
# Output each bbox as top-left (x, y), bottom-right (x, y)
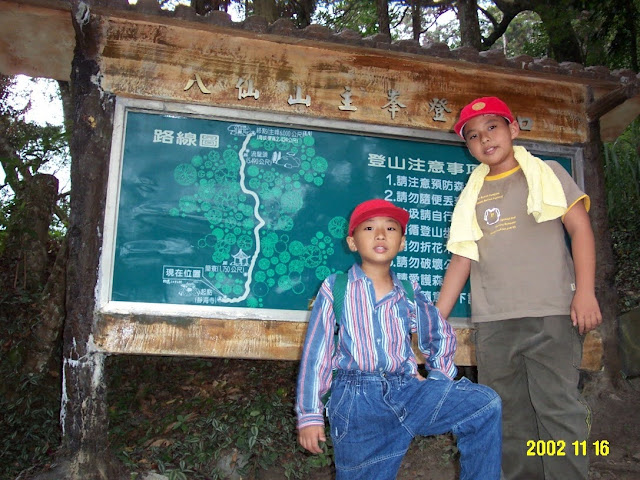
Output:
top-left (348, 199), bottom-right (409, 236)
top-left (454, 96), bottom-right (515, 138)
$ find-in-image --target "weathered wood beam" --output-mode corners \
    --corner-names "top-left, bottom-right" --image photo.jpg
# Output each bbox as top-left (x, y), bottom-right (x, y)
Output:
top-left (96, 15), bottom-right (591, 145)
top-left (587, 83), bottom-right (640, 123)
top-left (94, 314), bottom-right (604, 371)
top-left (0, 0), bottom-right (74, 80)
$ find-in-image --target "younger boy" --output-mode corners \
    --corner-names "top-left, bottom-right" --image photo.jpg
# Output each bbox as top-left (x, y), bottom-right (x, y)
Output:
top-left (296, 198), bottom-right (502, 480)
top-left (437, 97), bottom-right (602, 480)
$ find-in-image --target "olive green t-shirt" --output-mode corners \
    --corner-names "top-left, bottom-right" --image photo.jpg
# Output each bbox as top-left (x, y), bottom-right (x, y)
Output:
top-left (470, 161), bottom-right (588, 323)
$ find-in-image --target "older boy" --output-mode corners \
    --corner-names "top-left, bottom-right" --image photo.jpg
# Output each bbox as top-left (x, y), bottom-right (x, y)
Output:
top-left (296, 198), bottom-right (502, 480)
top-left (437, 97), bottom-right (602, 480)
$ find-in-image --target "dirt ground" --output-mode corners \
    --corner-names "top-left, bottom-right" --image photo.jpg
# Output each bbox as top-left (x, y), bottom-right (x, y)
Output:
top-left (581, 376), bottom-right (640, 479)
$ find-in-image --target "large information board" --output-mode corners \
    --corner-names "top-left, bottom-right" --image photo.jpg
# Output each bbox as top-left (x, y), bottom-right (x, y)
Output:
top-left (102, 101), bottom-right (574, 322)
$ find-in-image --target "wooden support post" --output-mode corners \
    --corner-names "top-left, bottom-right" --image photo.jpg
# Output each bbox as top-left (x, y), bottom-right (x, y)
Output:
top-left (58, 2), bottom-right (121, 477)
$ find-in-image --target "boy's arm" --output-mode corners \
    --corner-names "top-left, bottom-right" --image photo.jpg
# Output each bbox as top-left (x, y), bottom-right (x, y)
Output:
top-left (414, 285), bottom-right (458, 379)
top-left (295, 279), bottom-right (335, 451)
top-left (436, 254), bottom-right (472, 319)
top-left (563, 200), bottom-right (602, 334)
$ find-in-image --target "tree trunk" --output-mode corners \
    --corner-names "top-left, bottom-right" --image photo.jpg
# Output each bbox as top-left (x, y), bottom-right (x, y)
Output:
top-left (57, 80), bottom-right (74, 135)
top-left (583, 87), bottom-right (621, 390)
top-left (0, 170), bottom-right (63, 382)
top-left (296, 0), bottom-right (316, 28)
top-left (50, 2), bottom-right (123, 478)
top-left (253, 0), bottom-right (278, 23)
top-left (0, 173), bottom-right (58, 293)
top-left (534, 1), bottom-right (583, 63)
top-left (23, 235), bottom-right (68, 375)
top-left (457, 0), bottom-right (482, 50)
top-left (411, 0), bottom-right (422, 42)
top-left (376, 0), bottom-right (391, 38)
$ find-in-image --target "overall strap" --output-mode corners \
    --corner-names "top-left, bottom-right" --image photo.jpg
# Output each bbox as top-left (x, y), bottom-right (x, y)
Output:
top-left (401, 279), bottom-right (415, 302)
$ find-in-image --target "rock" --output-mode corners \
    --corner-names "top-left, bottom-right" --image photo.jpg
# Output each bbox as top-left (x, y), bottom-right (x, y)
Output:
top-left (140, 473), bottom-right (169, 480)
top-left (216, 448), bottom-right (250, 480)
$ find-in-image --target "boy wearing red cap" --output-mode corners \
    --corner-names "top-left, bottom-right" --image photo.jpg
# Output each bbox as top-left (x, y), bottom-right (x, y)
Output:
top-left (437, 97), bottom-right (602, 480)
top-left (296, 198), bottom-right (502, 480)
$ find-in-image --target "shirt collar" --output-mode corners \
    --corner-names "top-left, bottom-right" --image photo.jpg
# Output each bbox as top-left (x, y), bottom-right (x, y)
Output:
top-left (349, 263), bottom-right (403, 291)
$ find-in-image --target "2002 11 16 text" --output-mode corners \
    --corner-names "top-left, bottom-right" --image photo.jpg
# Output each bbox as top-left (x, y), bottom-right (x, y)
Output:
top-left (526, 440), bottom-right (610, 456)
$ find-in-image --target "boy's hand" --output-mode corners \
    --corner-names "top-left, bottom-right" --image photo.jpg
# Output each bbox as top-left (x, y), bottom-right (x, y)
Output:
top-left (571, 289), bottom-right (602, 334)
top-left (298, 425), bottom-right (326, 454)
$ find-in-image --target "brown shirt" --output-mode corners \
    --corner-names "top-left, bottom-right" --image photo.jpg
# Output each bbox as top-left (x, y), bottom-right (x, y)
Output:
top-left (470, 161), bottom-right (587, 323)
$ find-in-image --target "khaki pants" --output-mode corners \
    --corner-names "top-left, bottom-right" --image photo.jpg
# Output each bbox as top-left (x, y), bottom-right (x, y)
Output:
top-left (475, 316), bottom-right (591, 480)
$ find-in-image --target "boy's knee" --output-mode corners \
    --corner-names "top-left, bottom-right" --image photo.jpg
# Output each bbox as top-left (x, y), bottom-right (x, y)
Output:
top-left (457, 377), bottom-right (500, 399)
top-left (476, 391), bottom-right (502, 430)
top-left (466, 381), bottom-right (502, 413)
top-left (488, 393), bottom-right (502, 415)
top-left (482, 384), bottom-right (501, 403)
top-left (482, 386), bottom-right (502, 412)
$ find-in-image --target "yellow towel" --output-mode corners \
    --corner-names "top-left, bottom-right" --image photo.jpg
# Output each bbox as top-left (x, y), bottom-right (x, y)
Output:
top-left (447, 146), bottom-right (568, 261)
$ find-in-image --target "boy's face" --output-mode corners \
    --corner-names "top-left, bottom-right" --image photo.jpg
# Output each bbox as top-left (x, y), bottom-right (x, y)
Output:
top-left (346, 216), bottom-right (406, 266)
top-left (463, 114), bottom-right (520, 175)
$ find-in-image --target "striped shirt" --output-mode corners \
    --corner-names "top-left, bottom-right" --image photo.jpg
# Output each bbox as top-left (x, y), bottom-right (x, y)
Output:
top-left (296, 263), bottom-right (457, 429)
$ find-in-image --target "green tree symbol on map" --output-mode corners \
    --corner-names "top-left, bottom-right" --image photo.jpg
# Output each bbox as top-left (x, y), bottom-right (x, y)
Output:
top-left (169, 133), bottom-right (347, 308)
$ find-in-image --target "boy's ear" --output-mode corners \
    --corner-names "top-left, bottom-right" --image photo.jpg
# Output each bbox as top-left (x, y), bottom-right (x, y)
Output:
top-left (346, 236), bottom-right (357, 252)
top-left (509, 120), bottom-right (520, 139)
top-left (400, 236), bottom-right (406, 252)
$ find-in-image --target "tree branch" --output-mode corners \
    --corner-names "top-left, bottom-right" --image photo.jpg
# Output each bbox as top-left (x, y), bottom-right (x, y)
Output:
top-left (481, 11), bottom-right (520, 49)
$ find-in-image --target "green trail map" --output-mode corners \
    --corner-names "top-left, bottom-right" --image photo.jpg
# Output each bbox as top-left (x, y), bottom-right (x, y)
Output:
top-left (111, 110), bottom-right (572, 318)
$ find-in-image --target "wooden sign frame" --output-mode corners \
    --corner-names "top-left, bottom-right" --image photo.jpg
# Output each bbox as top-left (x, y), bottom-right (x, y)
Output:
top-left (93, 97), bottom-right (601, 370)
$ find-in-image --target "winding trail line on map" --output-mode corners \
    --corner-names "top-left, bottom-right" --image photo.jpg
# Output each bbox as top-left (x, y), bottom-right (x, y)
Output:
top-left (218, 132), bottom-right (265, 304)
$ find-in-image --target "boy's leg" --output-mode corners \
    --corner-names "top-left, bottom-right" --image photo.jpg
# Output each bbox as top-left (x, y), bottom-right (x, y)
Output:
top-left (525, 316), bottom-right (590, 480)
top-left (400, 374), bottom-right (502, 480)
top-left (329, 372), bottom-right (414, 480)
top-left (476, 319), bottom-right (545, 480)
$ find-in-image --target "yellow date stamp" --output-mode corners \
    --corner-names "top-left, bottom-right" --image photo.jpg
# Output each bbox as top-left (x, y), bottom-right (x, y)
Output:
top-left (526, 440), bottom-right (610, 456)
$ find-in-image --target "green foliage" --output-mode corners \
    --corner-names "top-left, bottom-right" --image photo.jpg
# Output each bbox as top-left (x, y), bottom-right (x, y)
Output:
top-left (482, 9), bottom-right (550, 58)
top-left (108, 357), bottom-right (333, 479)
top-left (1, 122), bottom-right (68, 181)
top-left (419, 8), bottom-right (461, 48)
top-left (314, 0), bottom-right (381, 36)
top-left (604, 119), bottom-right (640, 312)
top-left (0, 287), bottom-right (39, 370)
top-left (0, 76), bottom-right (70, 248)
top-left (583, 0), bottom-right (640, 71)
top-left (0, 371), bottom-right (61, 480)
top-left (604, 124), bottom-right (640, 228)
top-left (0, 273), bottom-right (62, 479)
top-left (612, 225), bottom-right (640, 313)
top-left (0, 74), bottom-right (67, 480)
top-left (314, 0), bottom-right (409, 38)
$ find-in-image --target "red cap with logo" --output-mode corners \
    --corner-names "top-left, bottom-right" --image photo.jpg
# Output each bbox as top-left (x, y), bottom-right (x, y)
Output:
top-left (348, 199), bottom-right (409, 236)
top-left (454, 96), bottom-right (515, 138)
